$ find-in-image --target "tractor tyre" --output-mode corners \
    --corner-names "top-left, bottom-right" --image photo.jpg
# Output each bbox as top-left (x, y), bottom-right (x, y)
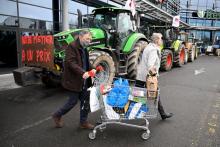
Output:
top-left (160, 49), bottom-right (173, 71)
top-left (188, 45), bottom-right (195, 62)
top-left (215, 49), bottom-right (220, 56)
top-left (174, 44), bottom-right (185, 67)
top-left (213, 48), bottom-right (217, 56)
top-left (89, 50), bottom-right (115, 84)
top-left (127, 40), bottom-right (148, 79)
top-left (184, 48), bottom-right (188, 64)
top-left (213, 48), bottom-right (220, 56)
top-left (41, 74), bottom-right (61, 88)
top-left (194, 47), bottom-right (198, 59)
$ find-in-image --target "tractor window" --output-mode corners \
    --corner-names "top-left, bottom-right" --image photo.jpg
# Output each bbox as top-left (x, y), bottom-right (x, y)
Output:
top-left (178, 34), bottom-right (186, 41)
top-left (93, 13), bottom-right (116, 30)
top-left (118, 13), bottom-right (134, 33)
top-left (188, 38), bottom-right (193, 43)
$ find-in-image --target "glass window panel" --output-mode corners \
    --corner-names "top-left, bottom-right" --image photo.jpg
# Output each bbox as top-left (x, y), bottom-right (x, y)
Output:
top-left (205, 20), bottom-right (212, 26)
top-left (180, 0), bottom-right (187, 5)
top-left (214, 20), bottom-right (220, 26)
top-left (197, 0), bottom-right (208, 7)
top-left (69, 14), bottom-right (78, 29)
top-left (18, 0), bottom-right (52, 8)
top-left (206, 0), bottom-right (214, 8)
top-left (108, 1), bottom-right (122, 7)
top-left (88, 7), bottom-right (95, 14)
top-left (216, 1), bottom-right (220, 8)
top-left (189, 5), bottom-right (197, 10)
top-left (196, 19), bottom-right (205, 26)
top-left (0, 15), bottom-right (19, 27)
top-left (214, 31), bottom-right (220, 37)
top-left (189, 19), bottom-right (197, 26)
top-left (0, 0), bottom-right (17, 16)
top-left (19, 3), bottom-right (52, 21)
top-left (204, 31), bottom-right (210, 38)
top-left (180, 12), bottom-right (187, 17)
top-left (69, 1), bottom-right (87, 14)
top-left (197, 6), bottom-right (207, 11)
top-left (0, 30), bottom-right (18, 66)
top-left (19, 17), bottom-right (52, 30)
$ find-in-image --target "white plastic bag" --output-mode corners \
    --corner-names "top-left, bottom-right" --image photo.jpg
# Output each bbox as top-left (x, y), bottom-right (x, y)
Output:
top-left (88, 86), bottom-right (100, 112)
top-left (103, 95), bottom-right (120, 119)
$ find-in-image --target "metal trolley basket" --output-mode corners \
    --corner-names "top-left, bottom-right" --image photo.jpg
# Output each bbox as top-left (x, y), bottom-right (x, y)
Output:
top-left (89, 72), bottom-right (159, 140)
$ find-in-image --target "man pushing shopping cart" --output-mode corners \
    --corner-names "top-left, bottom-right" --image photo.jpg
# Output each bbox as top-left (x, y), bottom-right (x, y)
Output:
top-left (88, 33), bottom-right (173, 140)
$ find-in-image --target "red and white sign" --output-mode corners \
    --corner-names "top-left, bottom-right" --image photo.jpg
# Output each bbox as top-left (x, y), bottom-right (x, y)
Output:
top-left (124, 0), bottom-right (136, 16)
top-left (21, 35), bottom-right (54, 69)
top-left (172, 15), bottom-right (180, 28)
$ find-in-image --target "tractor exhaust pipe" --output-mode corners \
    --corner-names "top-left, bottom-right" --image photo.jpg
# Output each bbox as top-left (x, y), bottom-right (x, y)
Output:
top-left (77, 9), bottom-right (82, 28)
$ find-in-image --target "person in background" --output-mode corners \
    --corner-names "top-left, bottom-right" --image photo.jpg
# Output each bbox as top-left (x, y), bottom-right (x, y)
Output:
top-left (52, 30), bottom-right (96, 129)
top-left (136, 33), bottom-right (173, 120)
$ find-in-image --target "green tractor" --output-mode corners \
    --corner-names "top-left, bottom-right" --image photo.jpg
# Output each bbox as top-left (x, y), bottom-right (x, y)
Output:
top-left (148, 26), bottom-right (185, 71)
top-left (50, 7), bottom-right (148, 85)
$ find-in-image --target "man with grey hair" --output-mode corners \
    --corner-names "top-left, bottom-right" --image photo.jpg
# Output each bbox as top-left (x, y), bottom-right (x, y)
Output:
top-left (136, 33), bottom-right (173, 120)
top-left (52, 29), bottom-right (96, 129)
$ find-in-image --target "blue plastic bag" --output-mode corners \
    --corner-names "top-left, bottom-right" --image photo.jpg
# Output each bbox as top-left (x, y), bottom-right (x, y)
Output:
top-left (107, 78), bottom-right (130, 108)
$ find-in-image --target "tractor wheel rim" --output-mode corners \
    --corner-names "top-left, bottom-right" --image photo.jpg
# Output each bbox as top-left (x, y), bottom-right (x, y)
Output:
top-left (167, 54), bottom-right (172, 68)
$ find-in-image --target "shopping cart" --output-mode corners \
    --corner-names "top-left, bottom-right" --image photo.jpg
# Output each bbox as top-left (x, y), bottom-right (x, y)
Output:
top-left (89, 75), bottom-right (160, 140)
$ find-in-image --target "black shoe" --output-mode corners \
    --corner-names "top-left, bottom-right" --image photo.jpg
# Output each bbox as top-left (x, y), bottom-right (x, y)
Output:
top-left (161, 113), bottom-right (173, 120)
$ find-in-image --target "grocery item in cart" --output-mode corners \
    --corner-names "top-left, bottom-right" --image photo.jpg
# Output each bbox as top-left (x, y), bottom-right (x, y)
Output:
top-left (125, 101), bottom-right (148, 119)
top-left (106, 78), bottom-right (130, 108)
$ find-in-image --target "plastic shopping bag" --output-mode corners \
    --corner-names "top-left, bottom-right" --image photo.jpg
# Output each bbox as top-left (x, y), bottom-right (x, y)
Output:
top-left (107, 78), bottom-right (130, 108)
top-left (103, 95), bottom-right (120, 119)
top-left (88, 86), bottom-right (100, 112)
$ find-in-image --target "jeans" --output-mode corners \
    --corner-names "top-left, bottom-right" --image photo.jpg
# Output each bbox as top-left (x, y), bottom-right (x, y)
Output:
top-left (54, 87), bottom-right (90, 123)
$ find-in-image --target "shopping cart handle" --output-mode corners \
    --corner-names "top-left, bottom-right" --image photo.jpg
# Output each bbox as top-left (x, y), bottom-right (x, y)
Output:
top-left (88, 70), bottom-right (95, 77)
top-left (96, 65), bottom-right (104, 72)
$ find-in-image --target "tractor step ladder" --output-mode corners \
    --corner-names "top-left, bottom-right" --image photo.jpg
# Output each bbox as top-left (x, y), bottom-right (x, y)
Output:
top-left (118, 52), bottom-right (127, 76)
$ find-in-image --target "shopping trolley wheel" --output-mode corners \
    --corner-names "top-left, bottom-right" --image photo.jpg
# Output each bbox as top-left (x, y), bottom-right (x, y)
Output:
top-left (141, 131), bottom-right (150, 140)
top-left (89, 132), bottom-right (96, 140)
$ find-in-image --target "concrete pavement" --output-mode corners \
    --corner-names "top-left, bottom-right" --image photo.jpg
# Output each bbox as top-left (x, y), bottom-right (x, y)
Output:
top-left (0, 55), bottom-right (220, 147)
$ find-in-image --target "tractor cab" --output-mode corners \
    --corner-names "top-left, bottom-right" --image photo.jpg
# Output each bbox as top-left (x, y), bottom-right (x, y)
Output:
top-left (178, 32), bottom-right (196, 48)
top-left (148, 26), bottom-right (178, 49)
top-left (91, 7), bottom-right (136, 49)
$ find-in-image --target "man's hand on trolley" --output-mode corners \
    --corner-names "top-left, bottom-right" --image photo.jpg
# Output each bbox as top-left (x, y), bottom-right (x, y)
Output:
top-left (82, 69), bottom-right (96, 79)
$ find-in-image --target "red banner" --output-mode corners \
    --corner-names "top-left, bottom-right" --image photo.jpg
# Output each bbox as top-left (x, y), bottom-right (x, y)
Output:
top-left (21, 35), bottom-right (54, 69)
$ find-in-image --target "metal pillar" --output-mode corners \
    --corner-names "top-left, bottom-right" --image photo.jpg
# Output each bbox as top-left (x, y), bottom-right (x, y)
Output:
top-left (211, 3), bottom-right (215, 43)
top-left (53, 0), bottom-right (60, 33)
top-left (62, 0), bottom-right (69, 31)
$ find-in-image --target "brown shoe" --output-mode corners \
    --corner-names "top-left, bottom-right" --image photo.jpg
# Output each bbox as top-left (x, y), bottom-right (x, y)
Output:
top-left (52, 115), bottom-right (64, 128)
top-left (80, 122), bottom-right (94, 130)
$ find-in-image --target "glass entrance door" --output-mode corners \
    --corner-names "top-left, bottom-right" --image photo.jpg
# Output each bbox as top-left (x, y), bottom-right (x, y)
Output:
top-left (0, 29), bottom-right (18, 74)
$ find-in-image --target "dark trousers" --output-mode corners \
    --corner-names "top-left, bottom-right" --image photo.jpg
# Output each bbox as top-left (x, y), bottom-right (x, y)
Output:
top-left (135, 80), bottom-right (166, 116)
top-left (54, 88), bottom-right (90, 123)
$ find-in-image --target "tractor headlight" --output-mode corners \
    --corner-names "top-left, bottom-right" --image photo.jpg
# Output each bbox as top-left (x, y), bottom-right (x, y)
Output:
top-left (55, 64), bottom-right (61, 71)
